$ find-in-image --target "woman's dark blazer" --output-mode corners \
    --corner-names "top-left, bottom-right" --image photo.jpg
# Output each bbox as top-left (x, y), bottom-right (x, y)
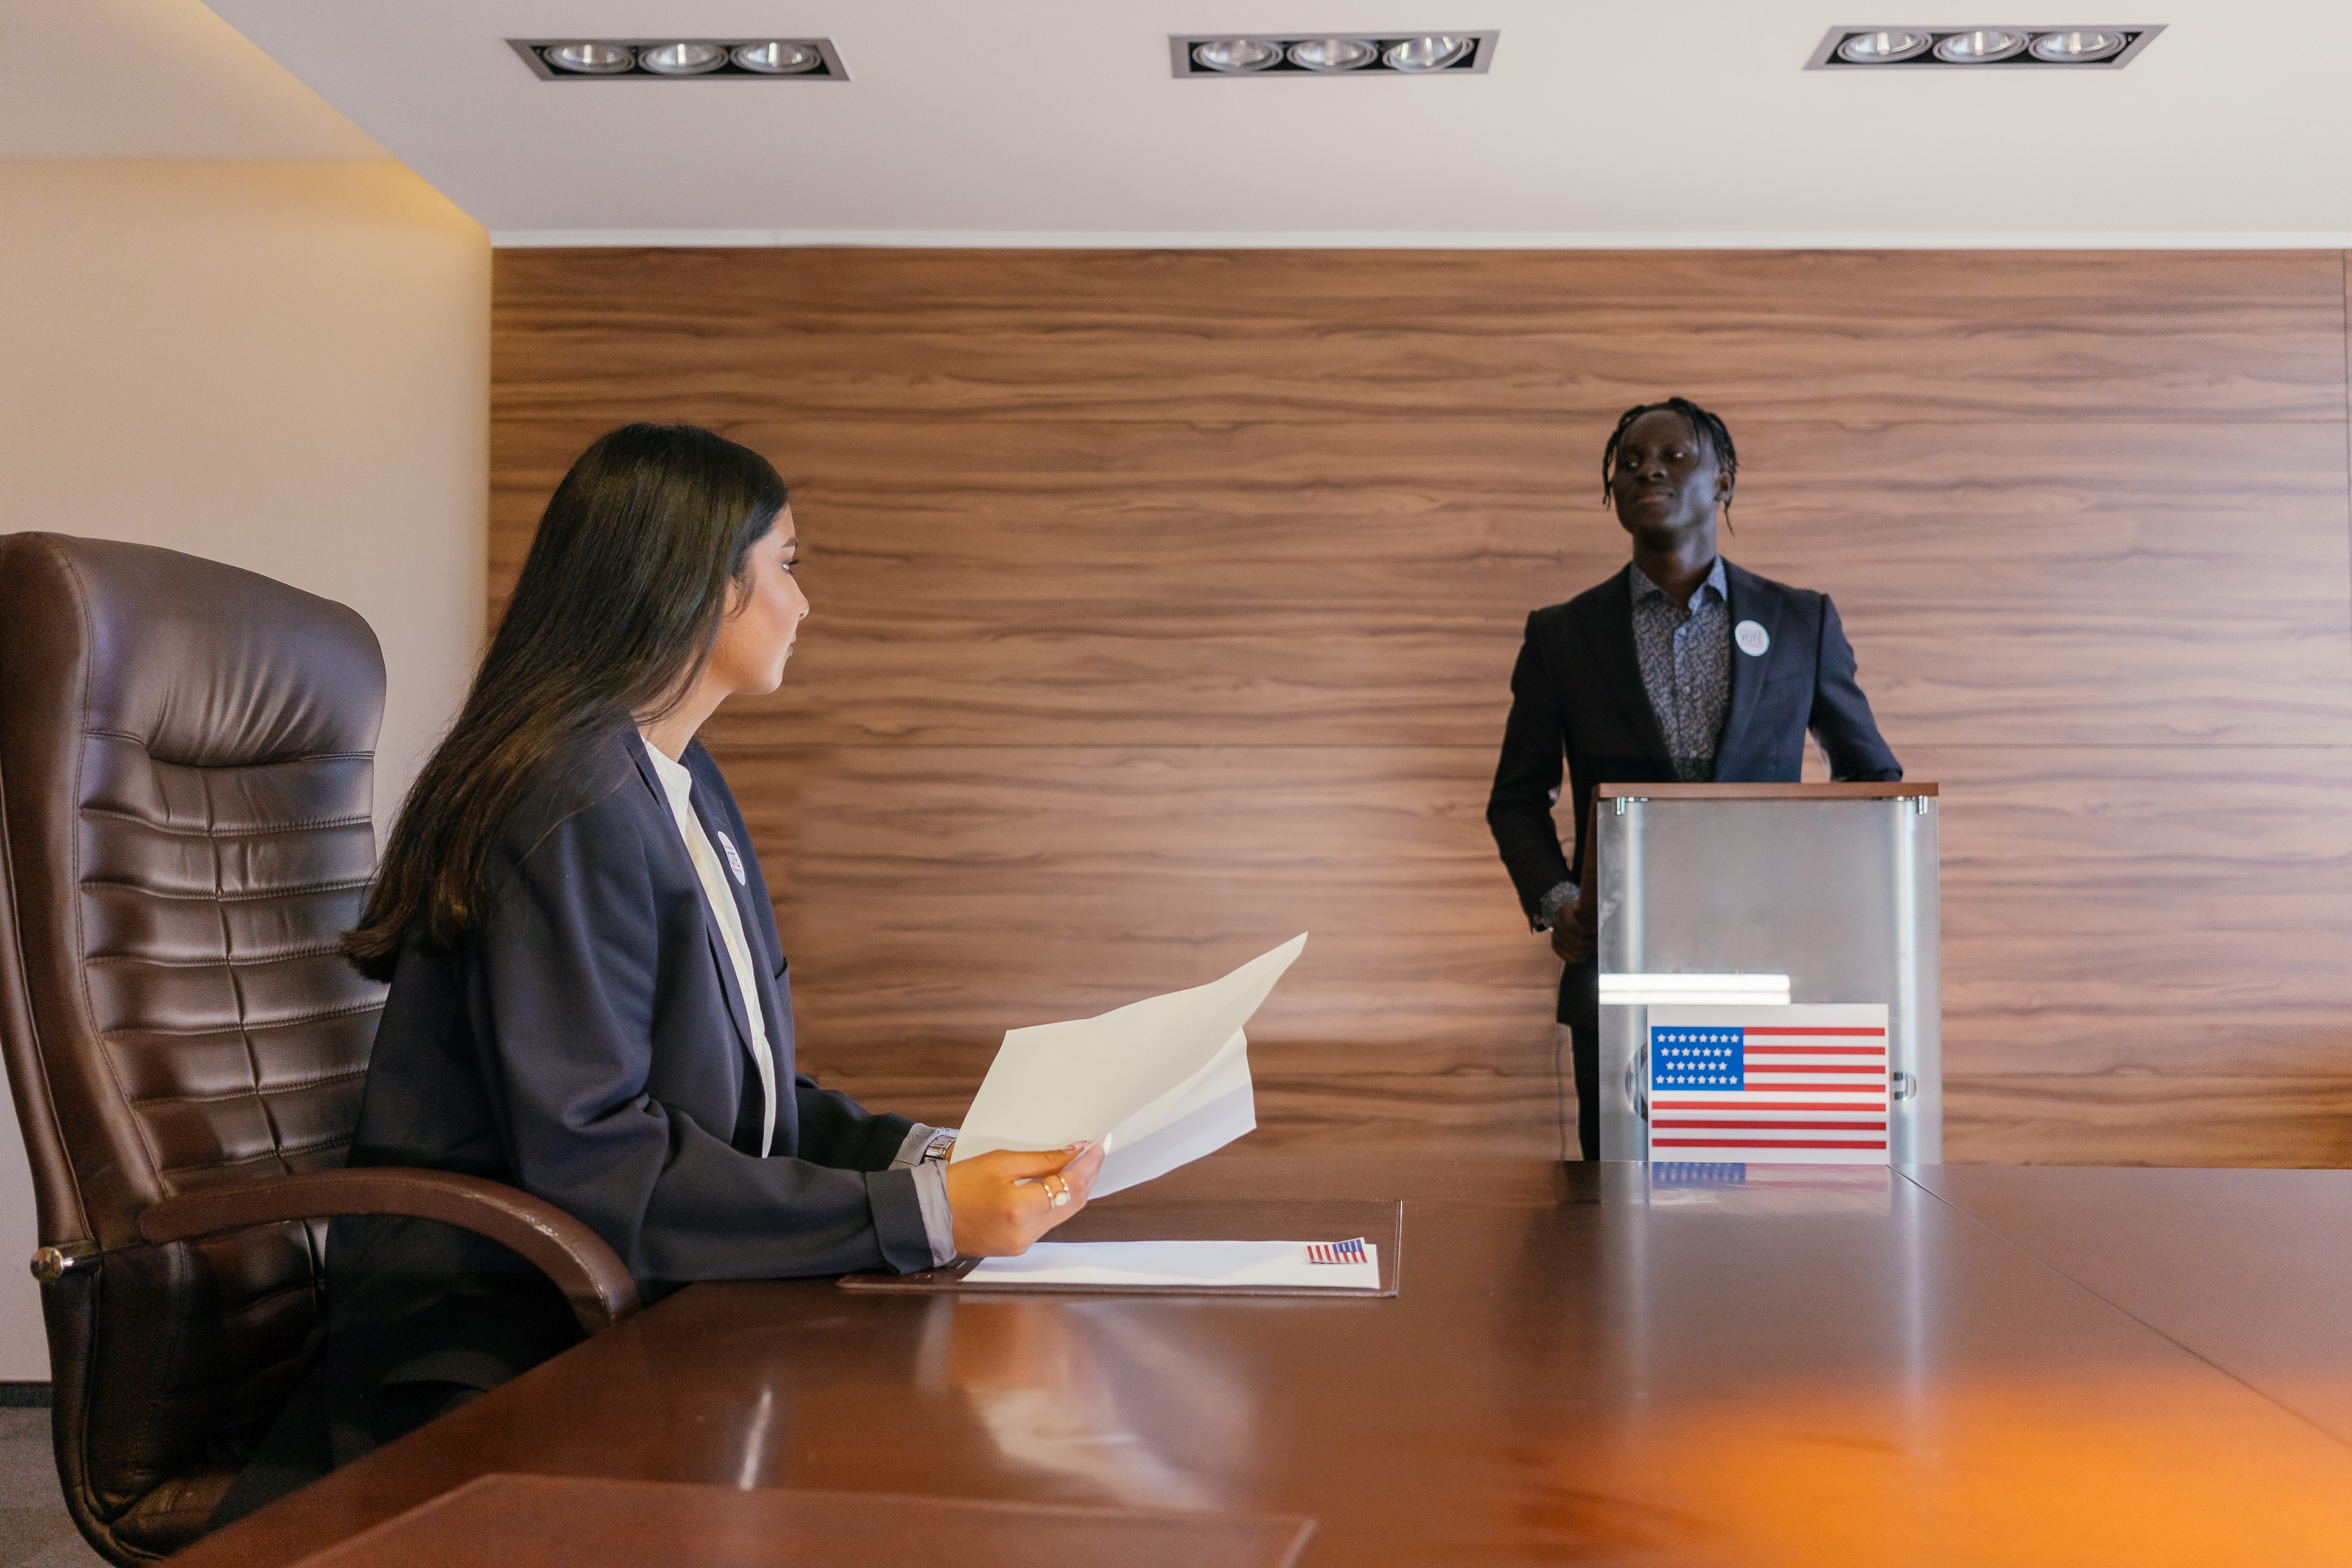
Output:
top-left (323, 729), bottom-right (930, 1415)
top-left (1485, 560), bottom-right (1901, 1026)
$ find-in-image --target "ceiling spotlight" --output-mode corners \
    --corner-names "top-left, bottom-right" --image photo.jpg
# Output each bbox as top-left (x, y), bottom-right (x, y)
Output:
top-left (1193, 37), bottom-right (1284, 72)
top-left (1385, 34), bottom-right (1475, 70)
top-left (541, 41), bottom-right (635, 74)
top-left (732, 41), bottom-right (823, 74)
top-left (2028, 28), bottom-right (2127, 60)
top-left (1835, 29), bottom-right (1934, 62)
top-left (637, 41), bottom-right (728, 75)
top-left (1932, 28), bottom-right (2029, 61)
top-left (514, 38), bottom-right (846, 80)
top-left (1289, 37), bottom-right (1379, 70)
top-left (1810, 24), bottom-right (2161, 70)
top-left (1173, 33), bottom-right (1495, 76)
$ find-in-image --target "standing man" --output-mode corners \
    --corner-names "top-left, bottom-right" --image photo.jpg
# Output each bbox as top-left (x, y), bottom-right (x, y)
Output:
top-left (1485, 398), bottom-right (1901, 1160)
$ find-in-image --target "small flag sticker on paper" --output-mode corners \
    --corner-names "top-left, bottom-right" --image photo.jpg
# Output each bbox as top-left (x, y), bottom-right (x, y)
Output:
top-left (1306, 1238), bottom-right (1368, 1265)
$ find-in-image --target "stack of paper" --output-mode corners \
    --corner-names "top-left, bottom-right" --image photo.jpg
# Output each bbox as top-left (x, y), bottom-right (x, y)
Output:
top-left (952, 934), bottom-right (1307, 1197)
top-left (965, 1238), bottom-right (1380, 1291)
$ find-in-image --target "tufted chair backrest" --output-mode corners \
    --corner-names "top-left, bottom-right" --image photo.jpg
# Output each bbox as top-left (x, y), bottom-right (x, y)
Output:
top-left (0, 533), bottom-right (388, 1560)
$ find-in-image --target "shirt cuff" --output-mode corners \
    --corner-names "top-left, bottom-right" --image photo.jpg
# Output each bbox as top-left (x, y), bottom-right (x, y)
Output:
top-left (909, 1161), bottom-right (957, 1267)
top-left (1537, 880), bottom-right (1578, 930)
top-left (890, 1123), bottom-right (956, 1169)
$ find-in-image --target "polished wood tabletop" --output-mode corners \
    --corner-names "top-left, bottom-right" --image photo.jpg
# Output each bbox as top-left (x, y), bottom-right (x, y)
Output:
top-left (185, 1157), bottom-right (2352, 1567)
top-left (1917, 1164), bottom-right (2352, 1445)
top-left (286, 1475), bottom-right (1314, 1567)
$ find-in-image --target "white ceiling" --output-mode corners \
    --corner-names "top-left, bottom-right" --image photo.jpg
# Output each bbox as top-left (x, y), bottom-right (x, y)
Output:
top-left (0, 0), bottom-right (381, 159)
top-left (30, 2), bottom-right (2352, 245)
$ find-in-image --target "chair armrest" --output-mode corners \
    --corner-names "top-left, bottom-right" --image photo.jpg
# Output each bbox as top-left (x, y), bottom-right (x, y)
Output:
top-left (137, 1168), bottom-right (640, 1335)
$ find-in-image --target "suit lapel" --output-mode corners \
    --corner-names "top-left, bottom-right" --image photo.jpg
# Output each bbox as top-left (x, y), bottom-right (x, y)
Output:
top-left (1714, 561), bottom-right (1785, 776)
top-left (1572, 566), bottom-right (1673, 769)
top-left (630, 741), bottom-right (758, 1072)
top-left (688, 788), bottom-right (777, 1007)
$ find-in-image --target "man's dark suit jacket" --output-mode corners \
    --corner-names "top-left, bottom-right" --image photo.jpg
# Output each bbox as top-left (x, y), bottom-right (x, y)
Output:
top-left (322, 728), bottom-right (929, 1447)
top-left (1486, 560), bottom-right (1901, 1026)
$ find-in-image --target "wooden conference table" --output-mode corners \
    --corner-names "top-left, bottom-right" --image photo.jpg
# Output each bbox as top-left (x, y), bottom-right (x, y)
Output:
top-left (183, 1157), bottom-right (2352, 1567)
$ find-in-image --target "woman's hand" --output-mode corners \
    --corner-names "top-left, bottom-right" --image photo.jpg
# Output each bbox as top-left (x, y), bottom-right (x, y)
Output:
top-left (944, 1141), bottom-right (1106, 1258)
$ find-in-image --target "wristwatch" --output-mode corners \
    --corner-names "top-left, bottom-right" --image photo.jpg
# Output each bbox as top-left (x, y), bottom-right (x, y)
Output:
top-left (919, 1129), bottom-right (957, 1165)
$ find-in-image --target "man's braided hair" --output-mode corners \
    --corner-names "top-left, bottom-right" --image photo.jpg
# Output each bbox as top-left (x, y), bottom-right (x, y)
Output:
top-left (1600, 397), bottom-right (1738, 517)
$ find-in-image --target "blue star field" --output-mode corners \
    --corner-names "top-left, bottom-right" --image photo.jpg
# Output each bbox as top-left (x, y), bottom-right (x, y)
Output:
top-left (1653, 1027), bottom-right (1745, 1091)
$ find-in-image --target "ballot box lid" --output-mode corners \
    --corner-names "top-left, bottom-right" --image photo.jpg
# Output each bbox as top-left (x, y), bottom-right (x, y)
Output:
top-left (1595, 781), bottom-right (1937, 800)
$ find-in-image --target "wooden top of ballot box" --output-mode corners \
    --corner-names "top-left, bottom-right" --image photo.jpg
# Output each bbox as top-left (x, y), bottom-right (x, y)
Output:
top-left (1597, 781), bottom-right (1937, 800)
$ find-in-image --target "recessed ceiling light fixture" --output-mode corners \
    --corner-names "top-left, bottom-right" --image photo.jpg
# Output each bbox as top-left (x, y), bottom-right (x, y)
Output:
top-left (2026, 27), bottom-right (2132, 59)
top-left (732, 41), bottom-right (826, 74)
top-left (1387, 34), bottom-right (1480, 70)
top-left (1933, 27), bottom-right (2030, 60)
top-left (538, 41), bottom-right (635, 75)
top-left (1290, 36), bottom-right (1381, 71)
top-left (1191, 37), bottom-right (1285, 72)
top-left (1806, 23), bottom-right (2161, 69)
top-left (509, 39), bottom-right (848, 81)
top-left (636, 41), bottom-right (729, 76)
top-left (1836, 29), bottom-right (1937, 61)
top-left (1172, 32), bottom-right (1497, 77)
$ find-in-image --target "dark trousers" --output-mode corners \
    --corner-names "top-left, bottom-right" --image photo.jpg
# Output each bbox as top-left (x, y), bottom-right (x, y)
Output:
top-left (1559, 956), bottom-right (1599, 1161)
top-left (210, 1278), bottom-right (570, 1531)
top-left (1566, 1025), bottom-right (1599, 1160)
top-left (208, 1350), bottom-right (482, 1530)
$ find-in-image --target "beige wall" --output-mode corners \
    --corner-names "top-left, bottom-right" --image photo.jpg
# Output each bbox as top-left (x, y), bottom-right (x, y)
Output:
top-left (0, 161), bottom-right (489, 812)
top-left (0, 159), bottom-right (489, 1378)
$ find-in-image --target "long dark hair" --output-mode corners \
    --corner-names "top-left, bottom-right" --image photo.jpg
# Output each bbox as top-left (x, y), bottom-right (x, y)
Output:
top-left (345, 423), bottom-right (787, 979)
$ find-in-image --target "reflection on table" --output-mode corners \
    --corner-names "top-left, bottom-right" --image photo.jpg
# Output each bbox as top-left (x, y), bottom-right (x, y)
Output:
top-left (926, 1294), bottom-right (1256, 1509)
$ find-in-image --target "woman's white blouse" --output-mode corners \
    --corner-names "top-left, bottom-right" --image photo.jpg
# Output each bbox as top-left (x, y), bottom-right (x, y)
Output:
top-left (644, 744), bottom-right (777, 1156)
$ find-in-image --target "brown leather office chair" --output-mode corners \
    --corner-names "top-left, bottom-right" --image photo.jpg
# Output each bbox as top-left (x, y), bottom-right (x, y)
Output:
top-left (0, 534), bottom-right (640, 1564)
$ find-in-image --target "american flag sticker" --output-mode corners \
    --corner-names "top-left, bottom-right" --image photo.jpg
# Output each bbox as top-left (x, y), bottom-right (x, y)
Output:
top-left (1647, 1003), bottom-right (1891, 1165)
top-left (1307, 1238), bottom-right (1368, 1265)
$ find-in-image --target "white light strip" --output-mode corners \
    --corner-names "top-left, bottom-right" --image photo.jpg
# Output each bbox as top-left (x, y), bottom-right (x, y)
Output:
top-left (1599, 973), bottom-right (1791, 1006)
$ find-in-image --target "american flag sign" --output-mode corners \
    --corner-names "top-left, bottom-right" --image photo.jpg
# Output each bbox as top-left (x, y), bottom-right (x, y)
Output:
top-left (1306, 1238), bottom-right (1368, 1265)
top-left (1646, 1003), bottom-right (1891, 1165)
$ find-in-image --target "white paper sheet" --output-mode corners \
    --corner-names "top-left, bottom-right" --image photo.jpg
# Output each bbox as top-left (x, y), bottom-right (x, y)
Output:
top-left (952, 934), bottom-right (1307, 1197)
top-left (964, 1239), bottom-right (1380, 1291)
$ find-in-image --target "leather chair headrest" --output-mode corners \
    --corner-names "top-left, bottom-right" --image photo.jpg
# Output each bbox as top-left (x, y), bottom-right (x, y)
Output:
top-left (1, 533), bottom-right (383, 769)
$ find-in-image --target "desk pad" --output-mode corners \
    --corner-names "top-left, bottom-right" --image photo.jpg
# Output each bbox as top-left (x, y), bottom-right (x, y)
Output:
top-left (838, 1198), bottom-right (1402, 1297)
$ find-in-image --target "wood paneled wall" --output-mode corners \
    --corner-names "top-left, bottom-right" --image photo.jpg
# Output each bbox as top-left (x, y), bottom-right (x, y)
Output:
top-left (491, 250), bottom-right (2352, 1167)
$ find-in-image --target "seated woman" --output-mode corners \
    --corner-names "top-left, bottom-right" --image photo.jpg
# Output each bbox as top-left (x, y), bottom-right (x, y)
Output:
top-left (220, 423), bottom-right (1101, 1516)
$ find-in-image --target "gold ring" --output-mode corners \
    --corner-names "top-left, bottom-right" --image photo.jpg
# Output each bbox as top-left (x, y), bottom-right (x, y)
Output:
top-left (1046, 1175), bottom-right (1071, 1208)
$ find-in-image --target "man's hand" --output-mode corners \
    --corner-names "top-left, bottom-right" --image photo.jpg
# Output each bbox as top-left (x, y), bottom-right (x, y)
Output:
top-left (943, 1141), bottom-right (1106, 1257)
top-left (1548, 891), bottom-right (1596, 964)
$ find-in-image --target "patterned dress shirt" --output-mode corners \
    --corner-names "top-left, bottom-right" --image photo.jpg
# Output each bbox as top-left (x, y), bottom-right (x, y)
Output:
top-left (1538, 558), bottom-right (1732, 929)
top-left (1629, 557), bottom-right (1732, 783)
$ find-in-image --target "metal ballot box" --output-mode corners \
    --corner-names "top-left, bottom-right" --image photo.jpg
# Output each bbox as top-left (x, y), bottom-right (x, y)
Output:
top-left (1591, 783), bottom-right (1941, 1164)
